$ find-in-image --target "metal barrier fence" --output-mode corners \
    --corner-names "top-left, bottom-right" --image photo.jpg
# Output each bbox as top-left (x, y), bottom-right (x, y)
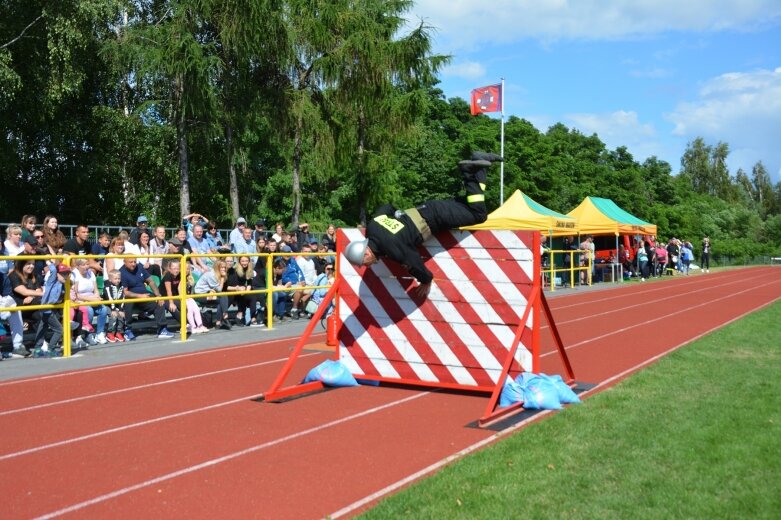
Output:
top-left (541, 248), bottom-right (598, 291)
top-left (0, 250), bottom-right (334, 357)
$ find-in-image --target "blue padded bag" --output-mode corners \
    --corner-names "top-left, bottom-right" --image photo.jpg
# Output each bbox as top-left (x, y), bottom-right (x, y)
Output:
top-left (499, 377), bottom-right (524, 407)
top-left (542, 373), bottom-right (581, 404)
top-left (302, 359), bottom-right (359, 387)
top-left (516, 372), bottom-right (562, 410)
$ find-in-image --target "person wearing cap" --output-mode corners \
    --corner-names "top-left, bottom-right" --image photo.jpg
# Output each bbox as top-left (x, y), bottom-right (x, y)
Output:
top-left (296, 222), bottom-right (312, 247)
top-left (231, 225), bottom-right (257, 264)
top-left (343, 151), bottom-right (501, 299)
top-left (129, 215), bottom-right (149, 245)
top-left (229, 217), bottom-right (247, 247)
top-left (253, 219), bottom-right (268, 242)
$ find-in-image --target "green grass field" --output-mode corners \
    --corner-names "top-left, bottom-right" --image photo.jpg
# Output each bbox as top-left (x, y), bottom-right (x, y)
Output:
top-left (361, 300), bottom-right (781, 519)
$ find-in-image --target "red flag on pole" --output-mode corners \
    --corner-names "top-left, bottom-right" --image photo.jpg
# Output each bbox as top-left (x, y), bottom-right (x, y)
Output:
top-left (470, 84), bottom-right (502, 115)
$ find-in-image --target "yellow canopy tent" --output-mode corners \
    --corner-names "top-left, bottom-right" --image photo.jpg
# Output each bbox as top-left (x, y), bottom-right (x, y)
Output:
top-left (566, 196), bottom-right (656, 236)
top-left (462, 189), bottom-right (577, 236)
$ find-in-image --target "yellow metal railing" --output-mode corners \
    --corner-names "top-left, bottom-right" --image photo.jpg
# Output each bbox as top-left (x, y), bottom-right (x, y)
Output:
top-left (542, 249), bottom-right (592, 291)
top-left (1, 250), bottom-right (335, 357)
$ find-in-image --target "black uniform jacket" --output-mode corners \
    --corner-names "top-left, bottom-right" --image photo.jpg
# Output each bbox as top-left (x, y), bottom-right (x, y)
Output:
top-left (365, 204), bottom-right (432, 284)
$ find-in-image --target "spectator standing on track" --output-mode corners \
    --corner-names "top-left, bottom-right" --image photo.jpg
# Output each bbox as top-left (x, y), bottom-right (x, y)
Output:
top-left (636, 240), bottom-right (649, 281)
top-left (666, 238), bottom-right (680, 276)
top-left (701, 236), bottom-right (711, 273)
top-left (655, 242), bottom-right (668, 277)
top-left (681, 241), bottom-right (694, 275)
top-left (579, 235), bottom-right (593, 284)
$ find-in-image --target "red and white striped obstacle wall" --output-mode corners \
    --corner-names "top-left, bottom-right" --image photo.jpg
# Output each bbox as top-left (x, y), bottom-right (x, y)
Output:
top-left (335, 227), bottom-right (540, 391)
top-left (265, 227), bottom-right (573, 426)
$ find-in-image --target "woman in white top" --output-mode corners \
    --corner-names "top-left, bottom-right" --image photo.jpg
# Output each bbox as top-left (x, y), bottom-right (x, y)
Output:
top-left (70, 258), bottom-right (108, 344)
top-left (2, 224), bottom-right (25, 274)
top-left (193, 258), bottom-right (231, 330)
top-left (135, 230), bottom-right (153, 273)
top-left (104, 236), bottom-right (127, 274)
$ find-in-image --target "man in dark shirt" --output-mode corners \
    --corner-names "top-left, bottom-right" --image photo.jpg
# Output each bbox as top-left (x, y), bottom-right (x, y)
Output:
top-left (128, 215), bottom-right (150, 245)
top-left (62, 225), bottom-right (102, 274)
top-left (119, 257), bottom-right (171, 340)
top-left (344, 151), bottom-right (501, 299)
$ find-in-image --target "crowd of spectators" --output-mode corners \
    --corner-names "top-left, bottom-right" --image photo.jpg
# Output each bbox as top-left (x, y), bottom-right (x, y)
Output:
top-left (550, 233), bottom-right (713, 286)
top-left (0, 214), bottom-right (338, 359)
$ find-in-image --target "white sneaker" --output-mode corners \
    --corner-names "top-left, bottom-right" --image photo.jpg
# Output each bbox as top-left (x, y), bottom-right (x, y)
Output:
top-left (96, 332), bottom-right (107, 344)
top-left (74, 336), bottom-right (86, 348)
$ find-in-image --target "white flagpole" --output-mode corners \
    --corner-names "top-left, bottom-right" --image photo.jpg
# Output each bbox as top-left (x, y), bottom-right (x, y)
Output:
top-left (500, 77), bottom-right (505, 204)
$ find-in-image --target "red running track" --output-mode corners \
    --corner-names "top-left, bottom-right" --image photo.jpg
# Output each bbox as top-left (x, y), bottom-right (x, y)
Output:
top-left (1, 266), bottom-right (779, 519)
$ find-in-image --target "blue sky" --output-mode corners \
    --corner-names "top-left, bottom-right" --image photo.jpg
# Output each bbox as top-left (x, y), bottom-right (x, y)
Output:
top-left (407, 1), bottom-right (781, 182)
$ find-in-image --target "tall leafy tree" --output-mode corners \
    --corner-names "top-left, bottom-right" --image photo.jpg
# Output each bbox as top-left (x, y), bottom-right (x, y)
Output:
top-left (751, 161), bottom-right (774, 218)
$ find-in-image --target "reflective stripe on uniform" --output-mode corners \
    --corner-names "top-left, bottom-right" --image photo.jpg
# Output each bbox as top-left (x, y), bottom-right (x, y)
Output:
top-left (467, 193), bottom-right (485, 203)
top-left (479, 183), bottom-right (486, 191)
top-left (373, 214), bottom-right (404, 234)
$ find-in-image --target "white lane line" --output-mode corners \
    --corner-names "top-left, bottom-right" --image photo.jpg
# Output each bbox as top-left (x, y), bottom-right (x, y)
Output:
top-left (34, 392), bottom-right (430, 520)
top-left (328, 289), bottom-right (781, 519)
top-left (540, 268), bottom-right (765, 330)
top-left (547, 268), bottom-right (760, 311)
top-left (542, 277), bottom-right (781, 355)
top-left (0, 395), bottom-right (258, 462)
top-left (0, 333), bottom-right (324, 387)
top-left (543, 270), bottom-right (768, 330)
top-left (0, 353), bottom-right (320, 417)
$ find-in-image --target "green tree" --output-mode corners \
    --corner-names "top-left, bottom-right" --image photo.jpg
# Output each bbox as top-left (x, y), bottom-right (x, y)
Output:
top-left (751, 161), bottom-right (774, 218)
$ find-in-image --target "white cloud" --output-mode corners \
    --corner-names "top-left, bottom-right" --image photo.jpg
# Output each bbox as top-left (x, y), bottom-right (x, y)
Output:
top-left (409, 0), bottom-right (781, 51)
top-left (442, 61), bottom-right (486, 80)
top-left (667, 67), bottom-right (781, 180)
top-left (563, 110), bottom-right (666, 163)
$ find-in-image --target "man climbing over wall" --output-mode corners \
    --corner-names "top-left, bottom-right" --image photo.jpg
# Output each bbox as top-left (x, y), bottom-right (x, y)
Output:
top-left (344, 151), bottom-right (502, 299)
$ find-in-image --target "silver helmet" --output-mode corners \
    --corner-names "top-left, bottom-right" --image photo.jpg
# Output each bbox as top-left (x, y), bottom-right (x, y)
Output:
top-left (344, 239), bottom-right (369, 266)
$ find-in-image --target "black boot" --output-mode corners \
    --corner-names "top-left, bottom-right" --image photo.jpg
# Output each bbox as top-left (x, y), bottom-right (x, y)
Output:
top-left (458, 159), bottom-right (491, 173)
top-left (471, 151), bottom-right (503, 162)
top-left (459, 159), bottom-right (490, 184)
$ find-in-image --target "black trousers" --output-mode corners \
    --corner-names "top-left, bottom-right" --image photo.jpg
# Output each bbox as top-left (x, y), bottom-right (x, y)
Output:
top-left (418, 167), bottom-right (488, 231)
top-left (123, 300), bottom-right (166, 332)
